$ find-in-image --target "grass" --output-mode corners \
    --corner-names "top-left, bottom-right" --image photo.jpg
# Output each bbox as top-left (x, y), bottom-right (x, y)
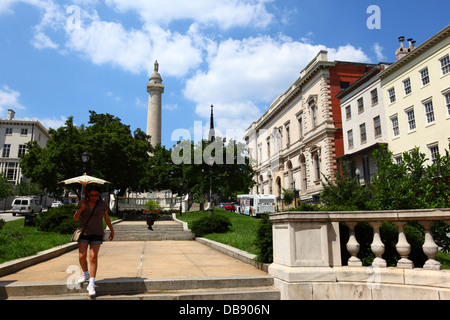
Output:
top-left (0, 219), bottom-right (72, 264)
top-left (0, 215), bottom-right (120, 264)
top-left (176, 208), bottom-right (261, 255)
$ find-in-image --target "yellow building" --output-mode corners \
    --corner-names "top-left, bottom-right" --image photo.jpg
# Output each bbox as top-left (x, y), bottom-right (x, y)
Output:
top-left (379, 25), bottom-right (450, 164)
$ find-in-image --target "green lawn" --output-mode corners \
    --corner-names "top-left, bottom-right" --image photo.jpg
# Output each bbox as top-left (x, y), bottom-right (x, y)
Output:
top-left (176, 209), bottom-right (261, 255)
top-left (0, 219), bottom-right (72, 264)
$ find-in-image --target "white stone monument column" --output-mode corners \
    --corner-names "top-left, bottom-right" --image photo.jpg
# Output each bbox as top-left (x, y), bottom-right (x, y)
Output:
top-left (147, 60), bottom-right (164, 147)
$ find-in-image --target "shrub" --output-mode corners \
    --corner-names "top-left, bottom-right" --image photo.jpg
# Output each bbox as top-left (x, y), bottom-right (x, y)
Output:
top-left (253, 214), bottom-right (273, 263)
top-left (35, 204), bottom-right (79, 234)
top-left (191, 214), bottom-right (231, 237)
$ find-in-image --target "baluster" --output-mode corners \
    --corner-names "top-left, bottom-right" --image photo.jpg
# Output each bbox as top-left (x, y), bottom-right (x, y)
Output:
top-left (345, 222), bottom-right (362, 267)
top-left (369, 221), bottom-right (386, 268)
top-left (394, 222), bottom-right (413, 269)
top-left (420, 221), bottom-right (442, 270)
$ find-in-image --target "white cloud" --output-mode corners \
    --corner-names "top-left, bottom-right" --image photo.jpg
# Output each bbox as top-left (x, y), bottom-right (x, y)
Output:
top-left (373, 42), bottom-right (386, 61)
top-left (184, 36), bottom-right (370, 137)
top-left (105, 0), bottom-right (274, 30)
top-left (30, 30), bottom-right (59, 49)
top-left (0, 85), bottom-right (25, 115)
top-left (33, 116), bottom-right (67, 130)
top-left (65, 20), bottom-right (203, 77)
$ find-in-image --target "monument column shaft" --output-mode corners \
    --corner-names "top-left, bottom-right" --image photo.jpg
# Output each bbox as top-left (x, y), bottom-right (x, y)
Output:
top-left (147, 88), bottom-right (163, 146)
top-left (146, 60), bottom-right (164, 147)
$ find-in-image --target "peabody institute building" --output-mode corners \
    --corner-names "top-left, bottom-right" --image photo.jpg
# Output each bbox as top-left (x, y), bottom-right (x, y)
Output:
top-left (244, 51), bottom-right (375, 205)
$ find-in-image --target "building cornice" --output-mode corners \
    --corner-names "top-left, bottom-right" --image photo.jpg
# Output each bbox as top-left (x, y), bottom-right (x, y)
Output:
top-left (379, 24), bottom-right (450, 79)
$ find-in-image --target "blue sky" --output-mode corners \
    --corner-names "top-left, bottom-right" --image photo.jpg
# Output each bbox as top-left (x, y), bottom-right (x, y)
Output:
top-left (0, 0), bottom-right (449, 148)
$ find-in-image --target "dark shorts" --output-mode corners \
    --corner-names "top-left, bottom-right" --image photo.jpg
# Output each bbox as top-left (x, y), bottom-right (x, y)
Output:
top-left (78, 234), bottom-right (104, 245)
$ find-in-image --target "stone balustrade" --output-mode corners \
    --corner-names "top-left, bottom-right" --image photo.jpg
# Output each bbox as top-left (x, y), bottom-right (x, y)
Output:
top-left (268, 208), bottom-right (450, 300)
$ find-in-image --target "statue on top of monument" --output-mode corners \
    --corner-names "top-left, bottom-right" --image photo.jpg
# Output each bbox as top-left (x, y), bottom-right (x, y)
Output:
top-left (154, 60), bottom-right (159, 73)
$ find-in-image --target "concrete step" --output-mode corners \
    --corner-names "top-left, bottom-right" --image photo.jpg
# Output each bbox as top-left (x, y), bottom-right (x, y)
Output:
top-left (106, 221), bottom-right (195, 241)
top-left (2, 276), bottom-right (280, 300)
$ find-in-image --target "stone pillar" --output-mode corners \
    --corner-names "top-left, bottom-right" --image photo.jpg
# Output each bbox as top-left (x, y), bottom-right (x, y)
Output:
top-left (268, 212), bottom-right (341, 299)
top-left (147, 60), bottom-right (164, 147)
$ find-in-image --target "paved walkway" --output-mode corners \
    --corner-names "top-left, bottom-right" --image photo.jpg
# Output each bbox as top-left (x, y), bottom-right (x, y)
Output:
top-left (0, 220), bottom-right (267, 284)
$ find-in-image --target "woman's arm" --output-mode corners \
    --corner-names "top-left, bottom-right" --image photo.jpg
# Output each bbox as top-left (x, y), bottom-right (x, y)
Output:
top-left (73, 200), bottom-right (86, 221)
top-left (104, 209), bottom-right (114, 241)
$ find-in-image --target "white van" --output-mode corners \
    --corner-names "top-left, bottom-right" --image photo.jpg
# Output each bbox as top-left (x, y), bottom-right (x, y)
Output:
top-left (11, 197), bottom-right (43, 216)
top-left (236, 194), bottom-right (277, 217)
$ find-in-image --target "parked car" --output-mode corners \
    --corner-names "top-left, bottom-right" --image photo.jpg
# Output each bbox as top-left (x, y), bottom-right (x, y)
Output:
top-left (11, 197), bottom-right (42, 216)
top-left (225, 203), bottom-right (235, 211)
top-left (51, 201), bottom-right (64, 208)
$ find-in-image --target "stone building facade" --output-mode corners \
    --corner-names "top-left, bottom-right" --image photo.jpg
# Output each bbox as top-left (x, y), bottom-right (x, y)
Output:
top-left (244, 51), bottom-right (375, 205)
top-left (0, 109), bottom-right (50, 185)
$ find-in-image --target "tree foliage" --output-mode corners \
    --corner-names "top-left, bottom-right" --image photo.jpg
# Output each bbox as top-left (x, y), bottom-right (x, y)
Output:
top-left (20, 111), bottom-right (152, 197)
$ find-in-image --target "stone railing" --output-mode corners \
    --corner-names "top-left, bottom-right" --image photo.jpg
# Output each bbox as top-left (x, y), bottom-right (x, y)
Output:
top-left (268, 209), bottom-right (450, 300)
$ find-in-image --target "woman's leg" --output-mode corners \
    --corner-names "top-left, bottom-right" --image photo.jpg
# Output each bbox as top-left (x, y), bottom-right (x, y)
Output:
top-left (89, 244), bottom-right (101, 278)
top-left (78, 242), bottom-right (89, 273)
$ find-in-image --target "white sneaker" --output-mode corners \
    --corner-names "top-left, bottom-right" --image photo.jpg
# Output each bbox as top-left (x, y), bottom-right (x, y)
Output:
top-left (77, 273), bottom-right (89, 284)
top-left (87, 283), bottom-right (96, 297)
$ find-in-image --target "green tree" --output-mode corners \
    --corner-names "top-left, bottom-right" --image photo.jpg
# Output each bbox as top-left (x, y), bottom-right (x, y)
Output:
top-left (282, 188), bottom-right (294, 208)
top-left (20, 111), bottom-right (152, 198)
top-left (368, 144), bottom-right (450, 210)
top-left (320, 161), bottom-right (370, 210)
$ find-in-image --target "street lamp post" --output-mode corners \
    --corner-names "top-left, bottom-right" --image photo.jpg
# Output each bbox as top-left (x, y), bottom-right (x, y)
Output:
top-left (81, 151), bottom-right (90, 174)
top-left (355, 168), bottom-right (360, 185)
top-left (81, 151), bottom-right (89, 200)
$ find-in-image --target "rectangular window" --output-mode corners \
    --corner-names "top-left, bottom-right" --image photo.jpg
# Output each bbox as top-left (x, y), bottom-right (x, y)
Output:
top-left (312, 106), bottom-right (317, 128)
top-left (357, 97), bottom-right (364, 113)
top-left (394, 156), bottom-right (402, 165)
top-left (420, 68), bottom-right (430, 86)
top-left (360, 123), bottom-right (367, 144)
top-left (388, 88), bottom-right (396, 103)
top-left (371, 89), bottom-right (378, 106)
top-left (429, 145), bottom-right (440, 164)
top-left (406, 109), bottom-right (416, 131)
top-left (5, 128), bottom-right (12, 135)
top-left (18, 145), bottom-right (26, 157)
top-left (373, 116), bottom-right (382, 137)
top-left (2, 144), bottom-right (11, 158)
top-left (298, 118), bottom-right (303, 139)
top-left (440, 55), bottom-right (450, 75)
top-left (445, 92), bottom-right (450, 116)
top-left (347, 130), bottom-right (354, 149)
top-left (285, 126), bottom-right (290, 147)
top-left (345, 105), bottom-right (351, 120)
top-left (403, 78), bottom-right (412, 95)
top-left (424, 100), bottom-right (435, 124)
top-left (391, 116), bottom-right (400, 137)
top-left (20, 128), bottom-right (28, 135)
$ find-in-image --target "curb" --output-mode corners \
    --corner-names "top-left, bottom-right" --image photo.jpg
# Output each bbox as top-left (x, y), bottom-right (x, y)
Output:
top-left (0, 219), bottom-right (123, 278)
top-left (195, 238), bottom-right (269, 272)
top-left (0, 242), bottom-right (78, 277)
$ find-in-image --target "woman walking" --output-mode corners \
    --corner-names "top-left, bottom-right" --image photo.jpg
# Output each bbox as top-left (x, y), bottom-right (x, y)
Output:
top-left (73, 186), bottom-right (114, 297)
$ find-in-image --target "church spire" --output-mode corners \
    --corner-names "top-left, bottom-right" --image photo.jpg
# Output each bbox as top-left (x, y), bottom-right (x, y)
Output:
top-left (208, 104), bottom-right (215, 142)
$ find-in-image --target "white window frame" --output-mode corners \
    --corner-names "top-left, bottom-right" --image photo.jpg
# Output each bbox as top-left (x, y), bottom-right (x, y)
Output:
top-left (347, 130), bottom-right (354, 149)
top-left (371, 89), bottom-right (378, 106)
top-left (440, 55), bottom-right (450, 76)
top-left (357, 97), bottom-right (364, 113)
top-left (403, 78), bottom-right (412, 95)
top-left (388, 87), bottom-right (396, 103)
top-left (391, 115), bottom-right (400, 137)
top-left (445, 92), bottom-right (450, 116)
top-left (360, 123), bottom-right (367, 144)
top-left (420, 67), bottom-right (430, 86)
top-left (429, 144), bottom-right (440, 164)
top-left (373, 116), bottom-right (382, 137)
top-left (423, 100), bottom-right (435, 124)
top-left (406, 108), bottom-right (416, 131)
top-left (345, 105), bottom-right (352, 120)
